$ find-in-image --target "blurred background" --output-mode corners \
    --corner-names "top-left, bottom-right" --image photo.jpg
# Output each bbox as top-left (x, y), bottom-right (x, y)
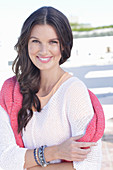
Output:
top-left (0, 0), bottom-right (113, 169)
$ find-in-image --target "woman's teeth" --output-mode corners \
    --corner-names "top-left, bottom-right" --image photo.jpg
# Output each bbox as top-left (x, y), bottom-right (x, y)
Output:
top-left (39, 57), bottom-right (50, 61)
top-left (37, 56), bottom-right (52, 63)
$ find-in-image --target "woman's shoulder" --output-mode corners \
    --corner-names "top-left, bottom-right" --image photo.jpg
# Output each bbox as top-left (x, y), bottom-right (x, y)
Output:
top-left (0, 76), bottom-right (22, 114)
top-left (3, 76), bottom-right (17, 85)
top-left (0, 76), bottom-right (18, 103)
top-left (63, 76), bottom-right (89, 100)
top-left (1, 76), bottom-right (17, 91)
top-left (65, 76), bottom-right (87, 91)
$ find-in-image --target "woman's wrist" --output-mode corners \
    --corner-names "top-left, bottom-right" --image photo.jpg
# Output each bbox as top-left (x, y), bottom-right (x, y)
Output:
top-left (25, 145), bottom-right (61, 169)
top-left (44, 145), bottom-right (60, 162)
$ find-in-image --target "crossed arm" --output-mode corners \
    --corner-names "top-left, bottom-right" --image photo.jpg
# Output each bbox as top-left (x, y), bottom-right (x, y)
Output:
top-left (24, 136), bottom-right (96, 170)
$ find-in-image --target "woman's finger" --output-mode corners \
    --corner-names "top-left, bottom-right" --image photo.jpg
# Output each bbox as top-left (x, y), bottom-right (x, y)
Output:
top-left (73, 147), bottom-right (91, 155)
top-left (74, 141), bottom-right (97, 148)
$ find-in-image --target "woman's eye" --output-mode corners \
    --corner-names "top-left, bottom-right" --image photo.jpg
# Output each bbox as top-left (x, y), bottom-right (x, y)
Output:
top-left (50, 41), bottom-right (58, 44)
top-left (32, 40), bottom-right (40, 43)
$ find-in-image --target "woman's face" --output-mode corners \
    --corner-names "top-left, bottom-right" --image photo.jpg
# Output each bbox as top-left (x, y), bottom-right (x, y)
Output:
top-left (28, 24), bottom-right (62, 71)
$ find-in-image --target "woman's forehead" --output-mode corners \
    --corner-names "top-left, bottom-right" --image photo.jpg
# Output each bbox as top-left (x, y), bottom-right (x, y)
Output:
top-left (30, 24), bottom-right (58, 38)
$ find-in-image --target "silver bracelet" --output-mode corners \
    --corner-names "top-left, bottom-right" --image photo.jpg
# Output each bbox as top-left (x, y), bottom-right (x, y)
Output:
top-left (38, 145), bottom-right (50, 167)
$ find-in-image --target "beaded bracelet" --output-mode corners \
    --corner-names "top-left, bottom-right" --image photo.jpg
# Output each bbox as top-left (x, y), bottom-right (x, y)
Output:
top-left (38, 145), bottom-right (50, 167)
top-left (33, 148), bottom-right (40, 166)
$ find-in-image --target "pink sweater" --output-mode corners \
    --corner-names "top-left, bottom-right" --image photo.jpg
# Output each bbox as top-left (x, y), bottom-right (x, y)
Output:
top-left (0, 76), bottom-right (105, 148)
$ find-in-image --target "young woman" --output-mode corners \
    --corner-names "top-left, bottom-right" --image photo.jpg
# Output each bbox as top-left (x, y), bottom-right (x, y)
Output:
top-left (0, 6), bottom-right (104, 170)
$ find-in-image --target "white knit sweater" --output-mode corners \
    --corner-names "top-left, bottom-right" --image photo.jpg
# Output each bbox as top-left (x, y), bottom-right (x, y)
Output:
top-left (0, 76), bottom-right (102, 170)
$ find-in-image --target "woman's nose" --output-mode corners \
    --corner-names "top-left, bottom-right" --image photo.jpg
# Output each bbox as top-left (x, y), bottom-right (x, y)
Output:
top-left (39, 44), bottom-right (48, 56)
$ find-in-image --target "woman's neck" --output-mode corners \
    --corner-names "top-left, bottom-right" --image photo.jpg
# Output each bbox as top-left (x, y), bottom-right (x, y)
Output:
top-left (38, 67), bottom-right (65, 97)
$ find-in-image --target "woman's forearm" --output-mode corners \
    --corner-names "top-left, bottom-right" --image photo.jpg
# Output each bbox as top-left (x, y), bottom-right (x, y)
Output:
top-left (24, 136), bottom-right (96, 169)
top-left (27, 162), bottom-right (74, 170)
top-left (24, 145), bottom-right (59, 169)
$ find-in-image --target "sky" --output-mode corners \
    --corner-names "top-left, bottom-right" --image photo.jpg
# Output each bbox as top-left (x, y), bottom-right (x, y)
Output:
top-left (0, 0), bottom-right (113, 27)
top-left (0, 0), bottom-right (113, 64)
top-left (0, 0), bottom-right (113, 39)
top-left (0, 0), bottom-right (113, 36)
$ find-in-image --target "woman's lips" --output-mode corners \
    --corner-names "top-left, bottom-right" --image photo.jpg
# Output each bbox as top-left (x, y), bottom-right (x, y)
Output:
top-left (37, 56), bottom-right (53, 63)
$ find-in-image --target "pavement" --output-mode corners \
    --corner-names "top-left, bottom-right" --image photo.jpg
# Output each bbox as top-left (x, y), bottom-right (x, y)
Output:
top-left (0, 56), bottom-right (113, 170)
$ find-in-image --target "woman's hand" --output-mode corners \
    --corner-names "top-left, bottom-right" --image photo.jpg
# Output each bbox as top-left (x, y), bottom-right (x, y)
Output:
top-left (25, 136), bottom-right (97, 169)
top-left (56, 135), bottom-right (97, 162)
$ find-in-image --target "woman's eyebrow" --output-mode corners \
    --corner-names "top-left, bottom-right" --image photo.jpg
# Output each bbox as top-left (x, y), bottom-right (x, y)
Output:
top-left (29, 37), bottom-right (59, 41)
top-left (29, 36), bottom-right (39, 39)
top-left (49, 38), bottom-right (59, 41)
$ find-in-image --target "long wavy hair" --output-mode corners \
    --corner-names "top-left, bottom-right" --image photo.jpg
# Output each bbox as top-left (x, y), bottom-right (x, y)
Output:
top-left (12, 6), bottom-right (73, 133)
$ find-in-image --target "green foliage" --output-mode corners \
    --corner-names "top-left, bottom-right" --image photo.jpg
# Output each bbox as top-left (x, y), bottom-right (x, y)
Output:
top-left (73, 31), bottom-right (113, 38)
top-left (70, 23), bottom-right (113, 32)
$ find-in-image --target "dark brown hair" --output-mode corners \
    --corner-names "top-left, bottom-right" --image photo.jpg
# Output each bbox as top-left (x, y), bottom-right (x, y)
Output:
top-left (12, 6), bottom-right (73, 133)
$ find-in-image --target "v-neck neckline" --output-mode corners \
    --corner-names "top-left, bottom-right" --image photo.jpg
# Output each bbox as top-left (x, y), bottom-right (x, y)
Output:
top-left (35, 75), bottom-right (74, 111)
top-left (38, 72), bottom-right (69, 99)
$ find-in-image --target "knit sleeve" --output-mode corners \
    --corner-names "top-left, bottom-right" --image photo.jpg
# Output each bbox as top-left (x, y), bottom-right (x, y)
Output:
top-left (67, 79), bottom-right (94, 137)
top-left (0, 106), bottom-right (27, 170)
top-left (66, 79), bottom-right (102, 170)
top-left (73, 139), bottom-right (102, 170)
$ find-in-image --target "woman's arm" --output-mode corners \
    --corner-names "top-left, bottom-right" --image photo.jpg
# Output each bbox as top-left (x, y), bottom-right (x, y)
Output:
top-left (66, 80), bottom-right (102, 169)
top-left (27, 162), bottom-right (74, 170)
top-left (24, 136), bottom-right (96, 169)
top-left (0, 106), bottom-right (27, 170)
top-left (0, 106), bottom-right (96, 170)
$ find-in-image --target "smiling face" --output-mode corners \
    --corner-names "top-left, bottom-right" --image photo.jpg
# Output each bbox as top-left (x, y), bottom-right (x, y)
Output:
top-left (28, 24), bottom-right (62, 71)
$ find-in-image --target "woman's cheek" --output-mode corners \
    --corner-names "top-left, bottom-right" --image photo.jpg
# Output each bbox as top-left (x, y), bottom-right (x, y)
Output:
top-left (51, 46), bottom-right (61, 55)
top-left (28, 43), bottom-right (38, 54)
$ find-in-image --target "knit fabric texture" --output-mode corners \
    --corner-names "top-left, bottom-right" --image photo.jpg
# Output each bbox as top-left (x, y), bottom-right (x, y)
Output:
top-left (0, 76), bottom-right (105, 147)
